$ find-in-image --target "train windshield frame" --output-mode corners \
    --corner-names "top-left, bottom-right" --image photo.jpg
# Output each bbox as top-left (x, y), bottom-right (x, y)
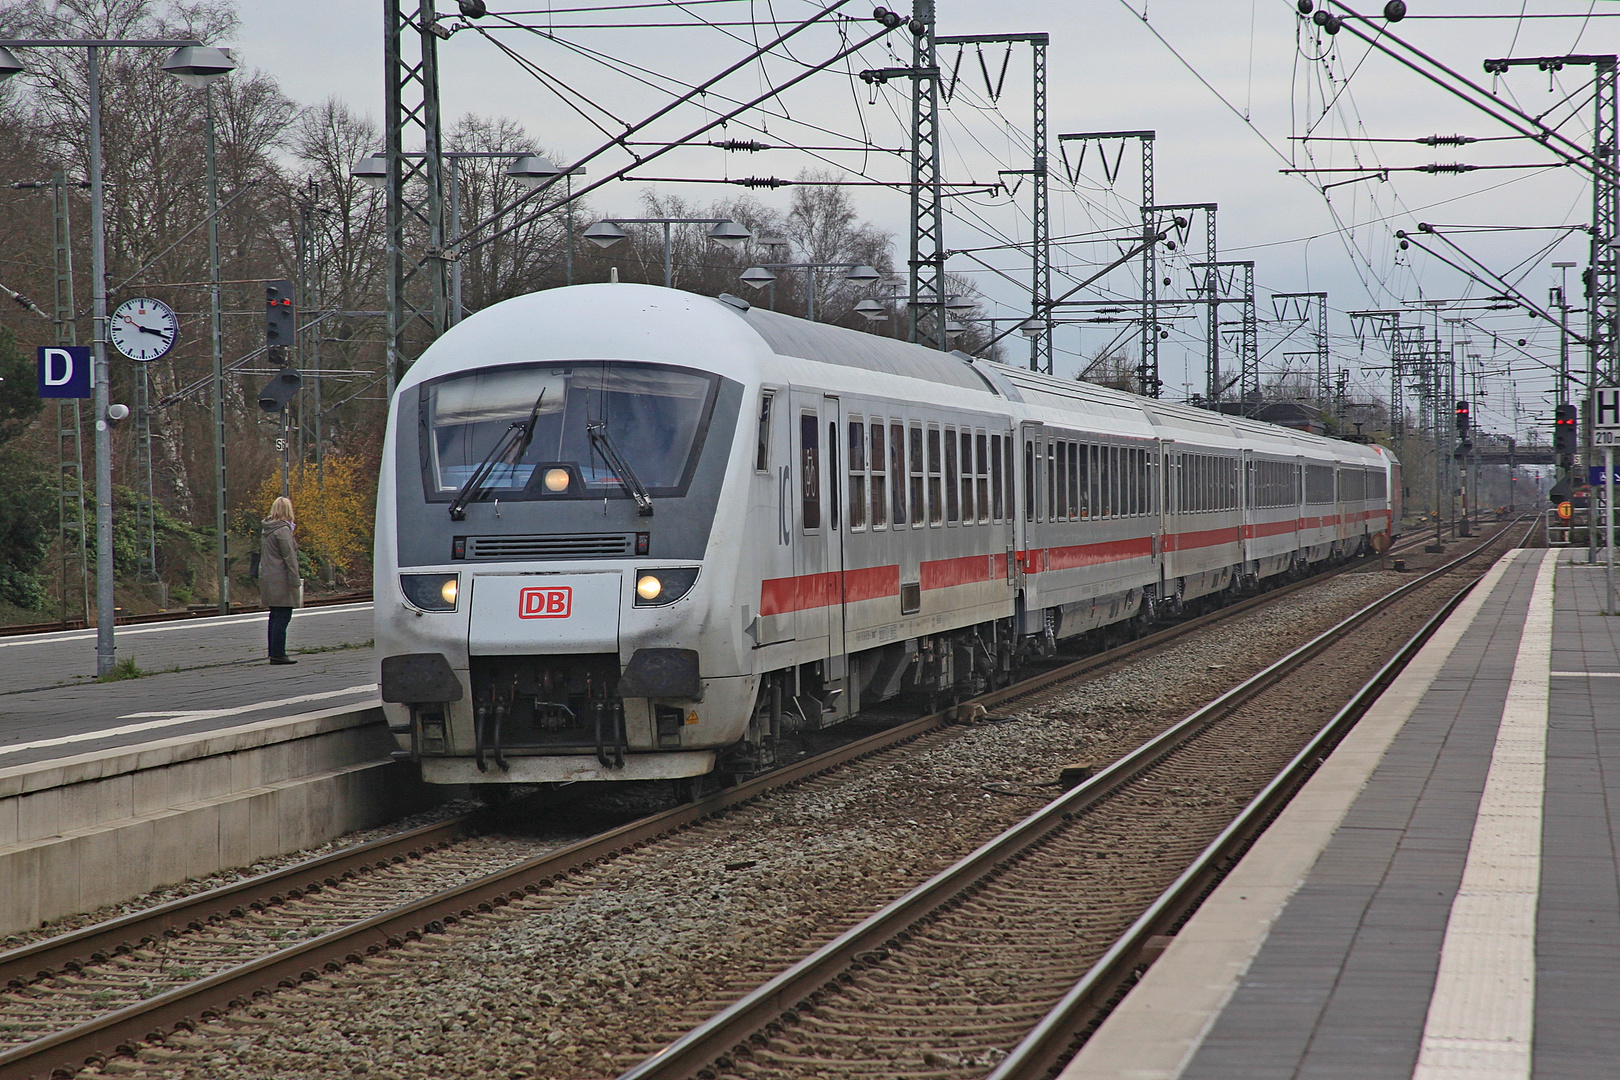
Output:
top-left (418, 360), bottom-right (720, 503)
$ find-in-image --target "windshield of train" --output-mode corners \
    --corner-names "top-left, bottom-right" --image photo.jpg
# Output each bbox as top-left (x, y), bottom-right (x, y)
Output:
top-left (421, 361), bottom-right (717, 501)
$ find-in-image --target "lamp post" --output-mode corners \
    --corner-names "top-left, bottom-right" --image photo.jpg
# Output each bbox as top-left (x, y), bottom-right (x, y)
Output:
top-left (583, 218), bottom-right (752, 289)
top-left (165, 47), bottom-right (237, 615)
top-left (738, 262), bottom-right (881, 322)
top-left (0, 37), bottom-right (233, 674)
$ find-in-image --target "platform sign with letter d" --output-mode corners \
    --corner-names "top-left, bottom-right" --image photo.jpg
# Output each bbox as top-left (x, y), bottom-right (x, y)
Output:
top-left (36, 346), bottom-right (91, 399)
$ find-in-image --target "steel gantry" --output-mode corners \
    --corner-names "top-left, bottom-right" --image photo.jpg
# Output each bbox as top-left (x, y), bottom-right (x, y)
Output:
top-left (937, 31), bottom-right (1050, 371)
top-left (907, 0), bottom-right (947, 350)
top-left (383, 0), bottom-right (449, 395)
top-left (1057, 130), bottom-right (1157, 391)
top-left (1191, 258), bottom-right (1257, 411)
top-left (1271, 291), bottom-right (1330, 413)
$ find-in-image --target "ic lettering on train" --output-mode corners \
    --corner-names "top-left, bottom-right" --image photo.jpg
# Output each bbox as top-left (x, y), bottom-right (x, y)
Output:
top-left (518, 586), bottom-right (572, 619)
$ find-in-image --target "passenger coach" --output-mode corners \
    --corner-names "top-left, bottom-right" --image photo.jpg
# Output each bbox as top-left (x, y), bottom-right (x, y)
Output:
top-left (374, 284), bottom-right (1397, 790)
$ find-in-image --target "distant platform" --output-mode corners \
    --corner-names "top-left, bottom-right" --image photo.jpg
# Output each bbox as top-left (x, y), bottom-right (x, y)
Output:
top-left (1064, 547), bottom-right (1619, 1079)
top-left (0, 603), bottom-right (377, 769)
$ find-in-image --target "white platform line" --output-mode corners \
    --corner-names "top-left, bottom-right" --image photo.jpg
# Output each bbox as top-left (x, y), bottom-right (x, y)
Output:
top-left (1412, 548), bottom-right (1557, 1080)
top-left (1551, 671), bottom-right (1620, 677)
top-left (0, 684), bottom-right (379, 758)
top-left (0, 603), bottom-right (373, 649)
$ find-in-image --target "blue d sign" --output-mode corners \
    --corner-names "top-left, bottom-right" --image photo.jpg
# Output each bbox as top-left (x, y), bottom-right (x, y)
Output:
top-left (37, 346), bottom-right (91, 399)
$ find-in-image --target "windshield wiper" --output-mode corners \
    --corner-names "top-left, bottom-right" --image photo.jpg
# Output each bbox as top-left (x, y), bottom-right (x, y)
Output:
top-left (447, 388), bottom-right (546, 521)
top-left (587, 420), bottom-right (654, 517)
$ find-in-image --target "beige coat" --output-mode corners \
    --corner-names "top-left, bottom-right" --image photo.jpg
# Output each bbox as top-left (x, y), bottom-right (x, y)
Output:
top-left (260, 519), bottom-right (303, 608)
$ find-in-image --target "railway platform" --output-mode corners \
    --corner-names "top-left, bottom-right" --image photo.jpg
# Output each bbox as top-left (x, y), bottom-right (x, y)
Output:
top-left (0, 603), bottom-right (435, 936)
top-left (1064, 546), bottom-right (1619, 1079)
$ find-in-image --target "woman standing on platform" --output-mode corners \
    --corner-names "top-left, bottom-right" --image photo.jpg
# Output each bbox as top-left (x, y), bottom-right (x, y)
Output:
top-left (260, 496), bottom-right (302, 665)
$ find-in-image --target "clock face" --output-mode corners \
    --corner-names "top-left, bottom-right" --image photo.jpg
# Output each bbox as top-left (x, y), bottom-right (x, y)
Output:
top-left (109, 297), bottom-right (178, 362)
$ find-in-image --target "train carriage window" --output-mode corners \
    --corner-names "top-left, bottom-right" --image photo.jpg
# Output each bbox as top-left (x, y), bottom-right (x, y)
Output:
top-left (1045, 441), bottom-right (1056, 522)
top-left (1024, 440), bottom-right (1035, 522)
top-left (944, 426), bottom-right (960, 524)
top-left (755, 392), bottom-right (774, 473)
top-left (870, 423), bottom-right (887, 529)
top-left (828, 422), bottom-right (840, 531)
top-left (1003, 436), bottom-right (1014, 524)
top-left (800, 413), bottom-right (820, 531)
top-left (1122, 448), bottom-right (1132, 517)
top-left (991, 434), bottom-right (1004, 521)
top-left (911, 424), bottom-right (926, 528)
top-left (1068, 443), bottom-right (1081, 521)
top-left (1076, 444), bottom-right (1088, 519)
top-left (1134, 446), bottom-right (1146, 518)
top-left (962, 431), bottom-right (977, 525)
top-left (976, 432), bottom-right (990, 524)
top-left (927, 426), bottom-right (944, 526)
top-left (892, 422), bottom-right (908, 524)
top-left (848, 420), bottom-right (867, 531)
top-left (1137, 448), bottom-right (1147, 516)
top-left (1055, 441), bottom-right (1068, 521)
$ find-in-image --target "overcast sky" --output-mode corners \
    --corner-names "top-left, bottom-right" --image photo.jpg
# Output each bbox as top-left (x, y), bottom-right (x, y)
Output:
top-left (229, 1), bottom-right (1615, 440)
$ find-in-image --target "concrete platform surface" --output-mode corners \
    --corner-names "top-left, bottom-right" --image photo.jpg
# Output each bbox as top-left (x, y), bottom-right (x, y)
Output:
top-left (0, 603), bottom-right (376, 769)
top-left (1063, 547), bottom-right (1620, 1080)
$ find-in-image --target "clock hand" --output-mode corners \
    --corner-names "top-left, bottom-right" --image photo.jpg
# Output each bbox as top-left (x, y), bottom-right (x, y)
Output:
top-left (136, 324), bottom-right (170, 339)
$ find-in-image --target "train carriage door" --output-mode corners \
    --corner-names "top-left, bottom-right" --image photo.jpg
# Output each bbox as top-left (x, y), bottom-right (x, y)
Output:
top-left (789, 391), bottom-right (847, 692)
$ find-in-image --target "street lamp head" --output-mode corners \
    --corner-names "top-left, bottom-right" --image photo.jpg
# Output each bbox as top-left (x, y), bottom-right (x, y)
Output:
top-left (945, 321), bottom-right (967, 336)
top-left (853, 298), bottom-right (887, 322)
top-left (162, 45), bottom-right (235, 88)
top-left (351, 152), bottom-right (388, 190)
top-left (739, 266), bottom-right (777, 290)
top-left (945, 293), bottom-right (975, 312)
top-left (0, 45), bottom-right (26, 81)
top-left (844, 264), bottom-right (881, 283)
top-left (505, 154), bottom-right (560, 190)
top-left (707, 220), bottom-right (752, 250)
top-left (1018, 318), bottom-right (1047, 339)
top-left (757, 235), bottom-right (791, 250)
top-left (584, 220), bottom-right (628, 249)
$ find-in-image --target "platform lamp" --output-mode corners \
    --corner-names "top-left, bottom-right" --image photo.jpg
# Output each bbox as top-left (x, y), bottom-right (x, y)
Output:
top-left (582, 217), bottom-right (751, 289)
top-left (0, 36), bottom-right (233, 673)
top-left (505, 155), bottom-right (588, 286)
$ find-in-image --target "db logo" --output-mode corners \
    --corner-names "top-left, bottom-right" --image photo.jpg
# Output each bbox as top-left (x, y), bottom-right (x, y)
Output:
top-left (518, 586), bottom-right (572, 619)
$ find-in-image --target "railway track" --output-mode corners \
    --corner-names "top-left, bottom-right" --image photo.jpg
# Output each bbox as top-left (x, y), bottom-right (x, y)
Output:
top-left (0, 533), bottom-right (1480, 1080)
top-left (611, 517), bottom-right (1532, 1080)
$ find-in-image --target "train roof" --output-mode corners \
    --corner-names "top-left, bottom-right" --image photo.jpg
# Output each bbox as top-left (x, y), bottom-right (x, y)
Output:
top-left (735, 304), bottom-right (996, 393)
top-left (400, 284), bottom-right (1394, 468)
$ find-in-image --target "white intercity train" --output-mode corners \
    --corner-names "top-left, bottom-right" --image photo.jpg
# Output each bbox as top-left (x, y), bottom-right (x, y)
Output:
top-left (374, 283), bottom-right (1400, 789)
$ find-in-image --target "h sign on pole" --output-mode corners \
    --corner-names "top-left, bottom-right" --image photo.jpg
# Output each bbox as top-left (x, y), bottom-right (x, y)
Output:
top-left (1596, 385), bottom-right (1620, 439)
top-left (37, 346), bottom-right (92, 399)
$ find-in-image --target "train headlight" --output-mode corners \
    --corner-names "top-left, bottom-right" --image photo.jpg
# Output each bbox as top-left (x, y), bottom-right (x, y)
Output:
top-left (543, 467), bottom-right (571, 492)
top-left (633, 566), bottom-right (699, 607)
top-left (401, 573), bottom-right (460, 612)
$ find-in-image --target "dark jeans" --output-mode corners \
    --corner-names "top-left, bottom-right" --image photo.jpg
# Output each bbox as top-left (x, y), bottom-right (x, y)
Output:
top-left (268, 606), bottom-right (293, 659)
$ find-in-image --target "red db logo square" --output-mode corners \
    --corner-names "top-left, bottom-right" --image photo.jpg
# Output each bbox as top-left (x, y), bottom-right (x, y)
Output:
top-left (518, 586), bottom-right (572, 619)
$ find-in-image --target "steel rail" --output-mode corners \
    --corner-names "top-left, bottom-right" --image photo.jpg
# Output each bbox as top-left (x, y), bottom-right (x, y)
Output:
top-left (984, 516), bottom-right (1538, 1080)
top-left (0, 812), bottom-right (492, 992)
top-left (0, 530), bottom-right (1462, 1080)
top-left (613, 519), bottom-right (1527, 1080)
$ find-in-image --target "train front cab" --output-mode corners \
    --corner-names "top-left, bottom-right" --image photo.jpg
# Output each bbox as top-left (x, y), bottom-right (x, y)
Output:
top-left (374, 288), bottom-right (785, 786)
